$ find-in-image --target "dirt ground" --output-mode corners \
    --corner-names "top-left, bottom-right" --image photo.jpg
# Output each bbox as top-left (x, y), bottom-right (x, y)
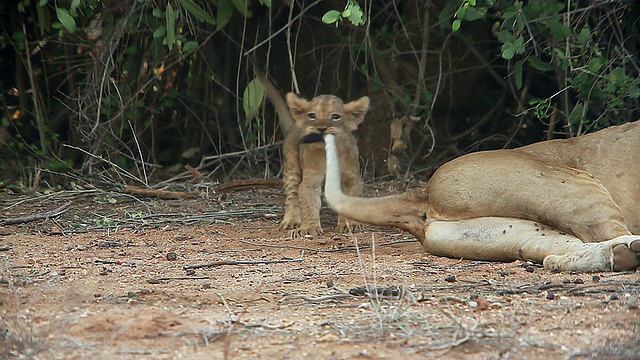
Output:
top-left (1, 185), bottom-right (639, 359)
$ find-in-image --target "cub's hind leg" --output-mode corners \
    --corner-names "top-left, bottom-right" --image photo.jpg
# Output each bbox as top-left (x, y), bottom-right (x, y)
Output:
top-left (280, 172), bottom-right (301, 230)
top-left (281, 142), bottom-right (302, 231)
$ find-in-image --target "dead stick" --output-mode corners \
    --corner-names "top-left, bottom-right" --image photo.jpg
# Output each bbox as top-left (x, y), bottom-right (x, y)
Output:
top-left (184, 252), bottom-right (304, 270)
top-left (150, 276), bottom-right (210, 281)
top-left (0, 202), bottom-right (71, 226)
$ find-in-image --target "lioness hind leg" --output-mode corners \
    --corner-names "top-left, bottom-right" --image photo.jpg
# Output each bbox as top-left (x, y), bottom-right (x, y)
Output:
top-left (336, 172), bottom-right (365, 233)
top-left (544, 235), bottom-right (640, 272)
top-left (611, 240), bottom-right (640, 271)
top-left (423, 217), bottom-right (639, 272)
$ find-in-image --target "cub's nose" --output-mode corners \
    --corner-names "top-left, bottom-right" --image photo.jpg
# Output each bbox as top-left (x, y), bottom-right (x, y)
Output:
top-left (317, 127), bottom-right (327, 133)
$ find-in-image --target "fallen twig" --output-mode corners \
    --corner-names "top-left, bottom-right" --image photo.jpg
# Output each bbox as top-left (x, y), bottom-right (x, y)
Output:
top-left (239, 238), bottom-right (417, 253)
top-left (215, 178), bottom-right (283, 193)
top-left (279, 293), bottom-right (353, 303)
top-left (0, 202), bottom-right (72, 226)
top-left (149, 276), bottom-right (211, 282)
top-left (238, 320), bottom-right (295, 330)
top-left (184, 251), bottom-right (304, 270)
top-left (123, 185), bottom-right (195, 199)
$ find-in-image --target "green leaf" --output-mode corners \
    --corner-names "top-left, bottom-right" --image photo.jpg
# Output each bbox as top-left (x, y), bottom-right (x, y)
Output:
top-left (514, 59), bottom-right (523, 89)
top-left (125, 45), bottom-right (138, 55)
top-left (322, 10), bottom-right (341, 25)
top-left (12, 31), bottom-right (26, 42)
top-left (38, 0), bottom-right (48, 6)
top-left (243, 78), bottom-right (265, 120)
top-left (217, 0), bottom-right (234, 29)
top-left (166, 4), bottom-right (175, 50)
top-left (628, 85), bottom-right (640, 98)
top-left (346, 4), bottom-right (365, 26)
top-left (496, 30), bottom-right (515, 44)
top-left (547, 19), bottom-right (571, 39)
top-left (56, 8), bottom-right (77, 33)
top-left (587, 58), bottom-right (603, 73)
top-left (610, 67), bottom-right (626, 86)
top-left (569, 103), bottom-right (584, 125)
top-left (464, 7), bottom-right (483, 21)
top-left (70, 0), bottom-right (81, 16)
top-left (153, 7), bottom-right (163, 17)
top-left (501, 44), bottom-right (515, 60)
top-left (231, 0), bottom-right (252, 18)
top-left (502, 10), bottom-right (516, 19)
top-left (528, 56), bottom-right (553, 72)
top-left (182, 40), bottom-right (198, 53)
top-left (577, 27), bottom-right (590, 46)
top-left (258, 0), bottom-right (271, 7)
top-left (178, 0), bottom-right (215, 25)
top-left (452, 19), bottom-right (461, 32)
top-left (153, 26), bottom-right (166, 39)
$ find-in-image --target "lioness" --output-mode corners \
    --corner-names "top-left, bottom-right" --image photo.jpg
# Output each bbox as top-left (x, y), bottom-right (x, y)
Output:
top-left (257, 70), bottom-right (370, 237)
top-left (315, 121), bottom-right (640, 272)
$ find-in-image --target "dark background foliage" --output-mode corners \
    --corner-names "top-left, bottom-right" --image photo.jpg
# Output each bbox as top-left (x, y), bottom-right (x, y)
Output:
top-left (1, 0), bottom-right (638, 188)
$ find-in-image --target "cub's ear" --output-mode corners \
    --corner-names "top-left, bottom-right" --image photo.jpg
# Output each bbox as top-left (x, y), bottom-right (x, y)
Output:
top-left (286, 93), bottom-right (310, 121)
top-left (343, 96), bottom-right (370, 130)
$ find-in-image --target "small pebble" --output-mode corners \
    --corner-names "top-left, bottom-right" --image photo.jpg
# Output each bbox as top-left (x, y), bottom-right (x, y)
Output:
top-left (326, 278), bottom-right (334, 288)
top-left (444, 275), bottom-right (456, 282)
top-left (592, 275), bottom-right (601, 282)
top-left (166, 252), bottom-right (178, 261)
top-left (525, 266), bottom-right (535, 273)
top-left (574, 278), bottom-right (584, 284)
top-left (610, 293), bottom-right (618, 301)
top-left (546, 291), bottom-right (555, 300)
top-left (127, 291), bottom-right (136, 298)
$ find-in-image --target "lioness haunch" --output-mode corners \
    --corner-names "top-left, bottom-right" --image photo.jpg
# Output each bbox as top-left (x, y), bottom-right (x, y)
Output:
top-left (318, 121), bottom-right (640, 272)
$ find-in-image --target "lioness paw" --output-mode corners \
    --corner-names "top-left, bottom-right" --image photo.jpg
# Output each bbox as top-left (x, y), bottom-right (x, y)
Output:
top-left (612, 239), bottom-right (640, 271)
top-left (289, 224), bottom-right (324, 238)
top-left (337, 219), bottom-right (365, 233)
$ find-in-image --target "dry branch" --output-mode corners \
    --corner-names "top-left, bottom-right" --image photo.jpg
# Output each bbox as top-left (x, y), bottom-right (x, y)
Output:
top-left (123, 186), bottom-right (195, 199)
top-left (215, 178), bottom-right (283, 193)
top-left (184, 252), bottom-right (304, 270)
top-left (0, 202), bottom-right (71, 226)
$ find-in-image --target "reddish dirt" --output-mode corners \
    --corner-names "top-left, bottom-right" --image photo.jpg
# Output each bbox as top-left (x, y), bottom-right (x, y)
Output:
top-left (1, 187), bottom-right (639, 359)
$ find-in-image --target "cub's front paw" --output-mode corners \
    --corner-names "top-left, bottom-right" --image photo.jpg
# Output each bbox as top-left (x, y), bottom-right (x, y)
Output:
top-left (280, 217), bottom-right (300, 230)
top-left (612, 238), bottom-right (640, 271)
top-left (289, 224), bottom-right (324, 238)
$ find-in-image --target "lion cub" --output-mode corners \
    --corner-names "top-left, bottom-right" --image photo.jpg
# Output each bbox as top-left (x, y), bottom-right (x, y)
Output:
top-left (281, 93), bottom-right (369, 237)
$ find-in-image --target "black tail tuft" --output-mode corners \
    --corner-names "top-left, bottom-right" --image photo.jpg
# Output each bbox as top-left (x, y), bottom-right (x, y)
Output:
top-left (300, 133), bottom-right (324, 144)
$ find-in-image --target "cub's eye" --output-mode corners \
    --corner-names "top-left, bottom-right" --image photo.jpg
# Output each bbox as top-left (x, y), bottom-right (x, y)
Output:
top-left (308, 113), bottom-right (317, 120)
top-left (331, 114), bottom-right (342, 121)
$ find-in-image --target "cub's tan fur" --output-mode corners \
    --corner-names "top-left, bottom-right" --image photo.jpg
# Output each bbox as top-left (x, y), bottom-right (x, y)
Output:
top-left (280, 93), bottom-right (369, 237)
top-left (256, 68), bottom-right (369, 237)
top-left (321, 120), bottom-right (640, 272)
